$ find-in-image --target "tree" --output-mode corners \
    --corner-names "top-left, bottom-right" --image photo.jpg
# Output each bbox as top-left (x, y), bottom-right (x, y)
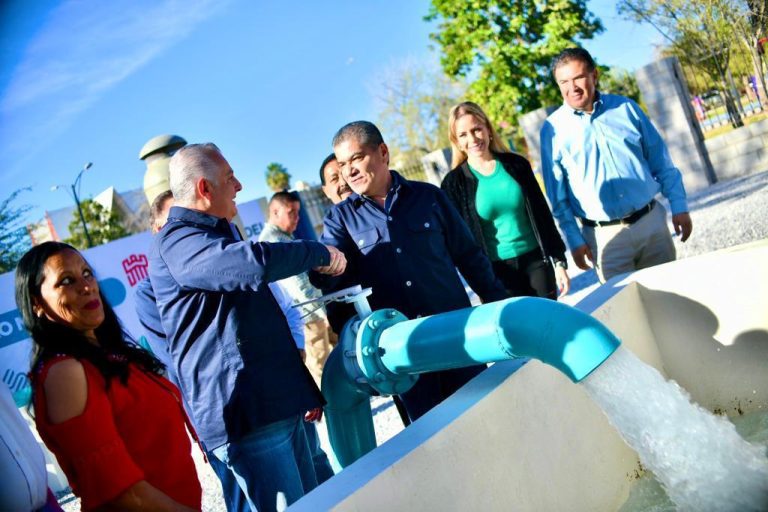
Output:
top-left (599, 66), bottom-right (644, 107)
top-left (618, 0), bottom-right (747, 127)
top-left (371, 58), bottom-right (466, 163)
top-left (265, 162), bottom-right (291, 192)
top-left (65, 199), bottom-right (128, 250)
top-left (0, 188), bottom-right (32, 273)
top-left (425, 0), bottom-right (603, 130)
top-left (728, 0), bottom-right (768, 106)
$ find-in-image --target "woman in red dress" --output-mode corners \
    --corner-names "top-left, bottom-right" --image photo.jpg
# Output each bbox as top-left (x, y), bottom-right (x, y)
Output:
top-left (15, 242), bottom-right (201, 511)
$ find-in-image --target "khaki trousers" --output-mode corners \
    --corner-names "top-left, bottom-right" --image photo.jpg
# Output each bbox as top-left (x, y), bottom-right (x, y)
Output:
top-left (303, 318), bottom-right (335, 388)
top-left (582, 201), bottom-right (676, 283)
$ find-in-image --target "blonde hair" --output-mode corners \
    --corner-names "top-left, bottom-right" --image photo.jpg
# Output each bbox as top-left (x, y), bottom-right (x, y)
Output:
top-left (448, 102), bottom-right (510, 168)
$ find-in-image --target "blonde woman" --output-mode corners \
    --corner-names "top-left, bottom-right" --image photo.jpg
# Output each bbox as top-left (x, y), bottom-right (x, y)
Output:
top-left (441, 102), bottom-right (570, 299)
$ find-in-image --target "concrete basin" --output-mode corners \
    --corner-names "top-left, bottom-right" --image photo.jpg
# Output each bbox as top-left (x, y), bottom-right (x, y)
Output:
top-left (292, 239), bottom-right (768, 511)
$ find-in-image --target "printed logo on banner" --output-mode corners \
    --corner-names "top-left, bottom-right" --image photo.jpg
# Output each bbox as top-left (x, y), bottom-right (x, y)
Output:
top-left (101, 278), bottom-right (127, 307)
top-left (244, 222), bottom-right (264, 239)
top-left (122, 253), bottom-right (148, 286)
top-left (3, 368), bottom-right (29, 394)
top-left (0, 309), bottom-right (26, 349)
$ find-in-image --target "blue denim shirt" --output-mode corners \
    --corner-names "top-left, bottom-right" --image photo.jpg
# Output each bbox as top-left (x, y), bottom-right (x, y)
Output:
top-left (134, 279), bottom-right (304, 380)
top-left (540, 93), bottom-right (689, 249)
top-left (311, 172), bottom-right (507, 319)
top-left (134, 277), bottom-right (174, 377)
top-left (148, 206), bottom-right (329, 449)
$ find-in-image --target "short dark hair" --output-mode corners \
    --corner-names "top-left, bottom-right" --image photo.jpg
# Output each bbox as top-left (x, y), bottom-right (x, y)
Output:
top-left (149, 189), bottom-right (174, 230)
top-left (319, 153), bottom-right (337, 185)
top-left (551, 47), bottom-right (596, 77)
top-left (268, 190), bottom-right (300, 208)
top-left (332, 121), bottom-right (384, 150)
top-left (14, 242), bottom-right (164, 391)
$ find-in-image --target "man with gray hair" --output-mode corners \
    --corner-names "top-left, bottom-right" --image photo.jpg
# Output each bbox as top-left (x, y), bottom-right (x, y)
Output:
top-left (311, 121), bottom-right (507, 422)
top-left (149, 143), bottom-right (346, 511)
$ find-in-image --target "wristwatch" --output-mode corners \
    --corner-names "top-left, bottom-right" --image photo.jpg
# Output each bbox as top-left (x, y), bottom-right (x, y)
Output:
top-left (554, 260), bottom-right (567, 269)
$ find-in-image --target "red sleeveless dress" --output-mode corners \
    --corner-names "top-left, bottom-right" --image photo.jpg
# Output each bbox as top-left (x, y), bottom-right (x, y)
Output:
top-left (33, 356), bottom-right (202, 510)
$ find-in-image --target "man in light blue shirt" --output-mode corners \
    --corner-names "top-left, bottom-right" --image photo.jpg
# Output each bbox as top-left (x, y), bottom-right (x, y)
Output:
top-left (540, 47), bottom-right (693, 282)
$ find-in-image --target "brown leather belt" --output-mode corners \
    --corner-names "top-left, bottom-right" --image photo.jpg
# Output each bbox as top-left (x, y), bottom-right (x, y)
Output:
top-left (581, 201), bottom-right (655, 228)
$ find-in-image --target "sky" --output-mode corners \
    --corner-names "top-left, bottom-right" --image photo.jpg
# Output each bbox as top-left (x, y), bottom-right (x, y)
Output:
top-left (0, 0), bottom-right (664, 225)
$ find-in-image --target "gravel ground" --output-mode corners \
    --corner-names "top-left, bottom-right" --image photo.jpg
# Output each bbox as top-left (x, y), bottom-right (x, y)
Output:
top-left (59, 171), bottom-right (768, 511)
top-left (558, 170), bottom-right (768, 302)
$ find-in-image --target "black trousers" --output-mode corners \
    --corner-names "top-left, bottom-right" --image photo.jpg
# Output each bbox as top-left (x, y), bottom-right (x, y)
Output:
top-left (491, 248), bottom-right (557, 300)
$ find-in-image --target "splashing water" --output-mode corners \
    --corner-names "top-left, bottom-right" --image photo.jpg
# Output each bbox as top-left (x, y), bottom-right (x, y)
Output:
top-left (581, 347), bottom-right (768, 512)
top-left (620, 409), bottom-right (768, 511)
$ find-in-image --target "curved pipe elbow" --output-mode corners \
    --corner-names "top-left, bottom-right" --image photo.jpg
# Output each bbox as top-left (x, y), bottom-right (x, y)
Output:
top-left (495, 297), bottom-right (621, 382)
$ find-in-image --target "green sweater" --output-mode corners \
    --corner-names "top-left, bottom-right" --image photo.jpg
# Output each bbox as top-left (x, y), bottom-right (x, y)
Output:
top-left (469, 160), bottom-right (537, 261)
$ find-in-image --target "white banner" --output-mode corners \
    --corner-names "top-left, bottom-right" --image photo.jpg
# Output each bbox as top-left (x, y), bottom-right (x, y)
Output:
top-left (0, 231), bottom-right (153, 404)
top-left (237, 198), bottom-right (266, 240)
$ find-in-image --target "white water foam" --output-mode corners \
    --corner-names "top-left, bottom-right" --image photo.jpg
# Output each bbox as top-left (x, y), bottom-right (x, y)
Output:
top-left (581, 347), bottom-right (768, 512)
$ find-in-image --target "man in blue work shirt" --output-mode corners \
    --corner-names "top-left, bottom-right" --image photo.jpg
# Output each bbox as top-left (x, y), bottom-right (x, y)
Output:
top-left (311, 121), bottom-right (508, 422)
top-left (148, 143), bottom-right (346, 511)
top-left (135, 190), bottom-right (175, 375)
top-left (540, 47), bottom-right (693, 282)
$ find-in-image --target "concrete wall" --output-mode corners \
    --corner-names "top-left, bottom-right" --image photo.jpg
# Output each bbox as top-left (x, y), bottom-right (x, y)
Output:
top-left (519, 105), bottom-right (557, 173)
top-left (635, 57), bottom-right (716, 192)
top-left (420, 148), bottom-right (453, 186)
top-left (292, 240), bottom-right (768, 511)
top-left (705, 117), bottom-right (768, 181)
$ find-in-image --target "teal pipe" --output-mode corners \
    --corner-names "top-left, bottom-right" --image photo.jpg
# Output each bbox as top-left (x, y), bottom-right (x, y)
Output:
top-left (376, 297), bottom-right (621, 383)
top-left (323, 296), bottom-right (622, 467)
top-left (321, 324), bottom-right (377, 468)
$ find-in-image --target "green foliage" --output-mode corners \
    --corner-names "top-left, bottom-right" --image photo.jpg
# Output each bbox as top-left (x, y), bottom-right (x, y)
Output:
top-left (426, 0), bottom-right (603, 129)
top-left (0, 188), bottom-right (32, 273)
top-left (372, 58), bottom-right (466, 163)
top-left (619, 0), bottom-right (736, 71)
top-left (599, 66), bottom-right (644, 107)
top-left (265, 162), bottom-right (291, 192)
top-left (618, 0), bottom-right (767, 126)
top-left (65, 199), bottom-right (128, 250)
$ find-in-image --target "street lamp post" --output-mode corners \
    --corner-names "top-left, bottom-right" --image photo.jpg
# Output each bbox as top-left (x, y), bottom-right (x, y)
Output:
top-left (52, 162), bottom-right (94, 248)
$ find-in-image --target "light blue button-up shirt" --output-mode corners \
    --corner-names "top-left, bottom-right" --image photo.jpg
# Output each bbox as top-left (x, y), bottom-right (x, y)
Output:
top-left (540, 93), bottom-right (688, 250)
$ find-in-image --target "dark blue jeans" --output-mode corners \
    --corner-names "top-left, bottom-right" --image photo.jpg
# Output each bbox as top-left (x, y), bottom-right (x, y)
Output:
top-left (207, 451), bottom-right (247, 512)
top-left (209, 415), bottom-right (318, 511)
top-left (305, 421), bottom-right (335, 484)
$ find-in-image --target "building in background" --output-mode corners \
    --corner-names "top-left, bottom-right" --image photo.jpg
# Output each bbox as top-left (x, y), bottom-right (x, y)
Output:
top-left (26, 186), bottom-right (149, 245)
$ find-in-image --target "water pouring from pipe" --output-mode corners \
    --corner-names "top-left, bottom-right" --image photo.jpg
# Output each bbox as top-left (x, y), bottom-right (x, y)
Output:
top-left (318, 290), bottom-right (768, 509)
top-left (582, 347), bottom-right (768, 511)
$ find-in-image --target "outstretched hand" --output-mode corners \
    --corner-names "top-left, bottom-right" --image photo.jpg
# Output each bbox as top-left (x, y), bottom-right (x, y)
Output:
top-left (314, 245), bottom-right (347, 276)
